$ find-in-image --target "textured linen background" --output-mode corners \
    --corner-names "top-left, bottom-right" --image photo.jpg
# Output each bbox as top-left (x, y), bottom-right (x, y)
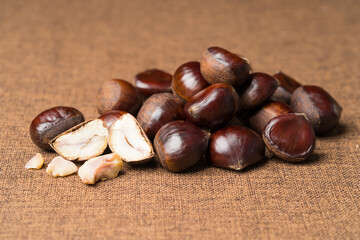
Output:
top-left (0, 0), bottom-right (359, 239)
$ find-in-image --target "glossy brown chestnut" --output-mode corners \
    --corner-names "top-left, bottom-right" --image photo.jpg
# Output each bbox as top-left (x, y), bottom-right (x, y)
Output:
top-left (270, 71), bottom-right (302, 103)
top-left (30, 106), bottom-right (85, 150)
top-left (172, 61), bottom-right (210, 101)
top-left (135, 69), bottom-right (172, 99)
top-left (137, 93), bottom-right (186, 139)
top-left (184, 83), bottom-right (239, 131)
top-left (263, 113), bottom-right (316, 162)
top-left (98, 110), bottom-right (127, 129)
top-left (154, 120), bottom-right (210, 172)
top-left (209, 126), bottom-right (265, 170)
top-left (200, 46), bottom-right (250, 87)
top-left (237, 72), bottom-right (279, 111)
top-left (248, 101), bottom-right (293, 134)
top-left (291, 85), bottom-right (342, 134)
top-left (97, 79), bottom-right (142, 115)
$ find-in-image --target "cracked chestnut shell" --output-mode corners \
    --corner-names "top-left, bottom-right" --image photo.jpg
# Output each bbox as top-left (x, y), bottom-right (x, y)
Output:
top-left (98, 110), bottom-right (127, 129)
top-left (200, 46), bottom-right (250, 87)
top-left (262, 113), bottom-right (316, 162)
top-left (237, 72), bottom-right (279, 111)
top-left (270, 71), bottom-right (302, 104)
top-left (137, 93), bottom-right (185, 139)
top-left (135, 69), bottom-right (172, 99)
top-left (291, 85), bottom-right (342, 134)
top-left (30, 106), bottom-right (85, 150)
top-left (172, 61), bottom-right (210, 101)
top-left (154, 120), bottom-right (210, 172)
top-left (97, 79), bottom-right (142, 115)
top-left (248, 101), bottom-right (293, 134)
top-left (209, 126), bottom-right (265, 170)
top-left (184, 83), bottom-right (239, 131)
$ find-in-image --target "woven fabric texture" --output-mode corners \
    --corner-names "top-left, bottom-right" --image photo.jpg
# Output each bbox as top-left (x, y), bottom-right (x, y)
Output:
top-left (0, 0), bottom-right (359, 239)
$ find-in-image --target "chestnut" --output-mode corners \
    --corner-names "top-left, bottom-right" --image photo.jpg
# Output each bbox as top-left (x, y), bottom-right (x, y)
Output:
top-left (291, 85), bottom-right (342, 134)
top-left (154, 120), bottom-right (210, 172)
top-left (184, 83), bottom-right (239, 131)
top-left (262, 113), bottom-right (316, 162)
top-left (97, 79), bottom-right (142, 115)
top-left (270, 71), bottom-right (302, 104)
top-left (248, 101), bottom-right (293, 134)
top-left (209, 126), bottom-right (265, 170)
top-left (172, 61), bottom-right (210, 101)
top-left (137, 93), bottom-right (185, 139)
top-left (98, 110), bottom-right (127, 129)
top-left (30, 106), bottom-right (85, 150)
top-left (237, 72), bottom-right (279, 111)
top-left (135, 69), bottom-right (172, 99)
top-left (200, 46), bottom-right (250, 87)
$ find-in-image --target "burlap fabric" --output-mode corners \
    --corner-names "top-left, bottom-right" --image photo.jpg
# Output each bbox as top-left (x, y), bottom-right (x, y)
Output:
top-left (0, 0), bottom-right (359, 239)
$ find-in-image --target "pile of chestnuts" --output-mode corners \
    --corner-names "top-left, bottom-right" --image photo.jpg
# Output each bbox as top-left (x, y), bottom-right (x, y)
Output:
top-left (29, 46), bottom-right (343, 182)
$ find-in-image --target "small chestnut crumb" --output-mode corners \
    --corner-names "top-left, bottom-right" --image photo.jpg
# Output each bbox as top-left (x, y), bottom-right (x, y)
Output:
top-left (25, 153), bottom-right (44, 169)
top-left (50, 119), bottom-right (109, 161)
top-left (78, 153), bottom-right (123, 184)
top-left (46, 156), bottom-right (78, 177)
top-left (109, 113), bottom-right (154, 164)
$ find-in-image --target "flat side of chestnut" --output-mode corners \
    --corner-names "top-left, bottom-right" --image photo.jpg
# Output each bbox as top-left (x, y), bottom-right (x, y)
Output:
top-left (172, 61), bottom-right (210, 101)
top-left (154, 121), bottom-right (210, 172)
top-left (135, 69), bottom-right (172, 98)
top-left (262, 113), bottom-right (316, 162)
top-left (30, 106), bottom-right (85, 150)
top-left (184, 83), bottom-right (239, 130)
top-left (237, 72), bottom-right (279, 111)
top-left (96, 79), bottom-right (142, 115)
top-left (291, 85), bottom-right (342, 134)
top-left (209, 125), bottom-right (264, 170)
top-left (248, 101), bottom-right (293, 134)
top-left (200, 46), bottom-right (250, 86)
top-left (136, 93), bottom-right (185, 139)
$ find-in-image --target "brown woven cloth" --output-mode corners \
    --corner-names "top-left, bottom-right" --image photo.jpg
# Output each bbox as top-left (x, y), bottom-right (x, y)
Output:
top-left (1, 0), bottom-right (359, 239)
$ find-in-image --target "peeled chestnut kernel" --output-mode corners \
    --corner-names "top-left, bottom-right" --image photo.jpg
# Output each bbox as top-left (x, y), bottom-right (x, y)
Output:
top-left (209, 126), bottom-right (265, 170)
top-left (184, 83), bottom-right (239, 130)
top-left (200, 46), bottom-right (250, 87)
top-left (50, 119), bottom-right (109, 161)
top-left (25, 153), bottom-right (44, 170)
top-left (270, 71), bottom-right (302, 103)
top-left (137, 93), bottom-right (185, 139)
top-left (78, 153), bottom-right (123, 185)
top-left (291, 85), bottom-right (342, 134)
top-left (154, 120), bottom-right (210, 172)
top-left (248, 101), bottom-right (293, 134)
top-left (97, 79), bottom-right (142, 115)
top-left (46, 156), bottom-right (78, 177)
top-left (172, 61), bottom-right (210, 101)
top-left (98, 110), bottom-right (127, 129)
top-left (263, 113), bottom-right (316, 162)
top-left (30, 106), bottom-right (85, 150)
top-left (109, 113), bottom-right (154, 164)
top-left (135, 69), bottom-right (172, 99)
top-left (237, 72), bottom-right (279, 111)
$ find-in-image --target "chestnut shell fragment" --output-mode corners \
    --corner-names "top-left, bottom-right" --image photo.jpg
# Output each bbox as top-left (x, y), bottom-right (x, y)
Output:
top-left (209, 125), bottom-right (265, 170)
top-left (30, 106), bottom-right (85, 150)
top-left (291, 85), bottom-right (342, 134)
top-left (262, 113), bottom-right (316, 162)
top-left (154, 120), bottom-right (210, 172)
